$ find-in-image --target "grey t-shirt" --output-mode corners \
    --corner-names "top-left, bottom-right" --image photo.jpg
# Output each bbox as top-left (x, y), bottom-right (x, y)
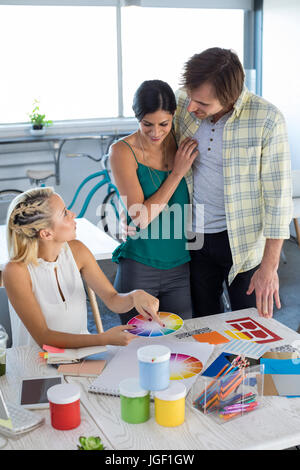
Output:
top-left (192, 111), bottom-right (233, 234)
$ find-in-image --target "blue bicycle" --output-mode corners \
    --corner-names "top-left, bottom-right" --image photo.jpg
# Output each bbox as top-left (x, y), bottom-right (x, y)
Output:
top-left (0, 146), bottom-right (124, 239)
top-left (66, 151), bottom-right (124, 241)
top-left (1, 132), bottom-right (129, 240)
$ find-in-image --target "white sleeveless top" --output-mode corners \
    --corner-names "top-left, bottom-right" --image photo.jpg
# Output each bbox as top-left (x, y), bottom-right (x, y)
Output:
top-left (9, 243), bottom-right (89, 347)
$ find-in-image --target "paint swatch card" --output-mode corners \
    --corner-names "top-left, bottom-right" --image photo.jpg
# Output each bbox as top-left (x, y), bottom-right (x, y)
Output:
top-left (260, 358), bottom-right (300, 374)
top-left (272, 375), bottom-right (300, 396)
top-left (224, 317), bottom-right (282, 344)
top-left (263, 374), bottom-right (300, 397)
top-left (193, 331), bottom-right (230, 345)
top-left (270, 344), bottom-right (300, 354)
top-left (201, 352), bottom-right (231, 378)
top-left (175, 327), bottom-right (212, 339)
top-left (202, 352), bottom-right (259, 377)
top-left (219, 315), bottom-right (283, 359)
top-left (58, 360), bottom-right (106, 378)
top-left (222, 338), bottom-right (271, 359)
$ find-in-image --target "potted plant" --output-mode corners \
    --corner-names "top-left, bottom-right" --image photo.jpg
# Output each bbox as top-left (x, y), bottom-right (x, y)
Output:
top-left (77, 436), bottom-right (105, 450)
top-left (28, 99), bottom-right (52, 135)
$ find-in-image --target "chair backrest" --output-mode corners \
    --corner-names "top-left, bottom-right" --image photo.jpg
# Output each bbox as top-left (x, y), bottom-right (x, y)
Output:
top-left (86, 286), bottom-right (104, 333)
top-left (292, 169), bottom-right (300, 198)
top-left (0, 287), bottom-right (12, 347)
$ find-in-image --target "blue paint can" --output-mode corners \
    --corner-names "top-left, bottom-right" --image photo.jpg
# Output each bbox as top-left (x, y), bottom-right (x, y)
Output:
top-left (137, 345), bottom-right (171, 391)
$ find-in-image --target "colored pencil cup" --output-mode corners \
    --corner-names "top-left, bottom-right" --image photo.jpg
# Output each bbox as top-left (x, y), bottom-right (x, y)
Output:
top-left (47, 383), bottom-right (81, 430)
top-left (154, 382), bottom-right (186, 427)
top-left (119, 378), bottom-right (150, 424)
top-left (191, 364), bottom-right (265, 424)
top-left (137, 345), bottom-right (171, 391)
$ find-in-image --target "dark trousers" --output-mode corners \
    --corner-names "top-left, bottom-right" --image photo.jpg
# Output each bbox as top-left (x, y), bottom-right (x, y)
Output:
top-left (114, 258), bottom-right (193, 325)
top-left (190, 230), bottom-right (258, 318)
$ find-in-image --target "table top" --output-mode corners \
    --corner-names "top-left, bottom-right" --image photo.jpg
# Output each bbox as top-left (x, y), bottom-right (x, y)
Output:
top-left (74, 217), bottom-right (119, 260)
top-left (1, 308), bottom-right (300, 450)
top-left (0, 217), bottom-right (119, 270)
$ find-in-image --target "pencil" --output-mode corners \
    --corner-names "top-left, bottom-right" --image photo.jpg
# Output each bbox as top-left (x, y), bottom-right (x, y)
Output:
top-left (220, 371), bottom-right (243, 399)
top-left (203, 393), bottom-right (220, 412)
top-left (220, 375), bottom-right (243, 400)
top-left (194, 363), bottom-right (231, 405)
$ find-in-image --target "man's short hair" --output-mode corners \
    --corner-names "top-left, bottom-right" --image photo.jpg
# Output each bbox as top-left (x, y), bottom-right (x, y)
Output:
top-left (181, 47), bottom-right (245, 107)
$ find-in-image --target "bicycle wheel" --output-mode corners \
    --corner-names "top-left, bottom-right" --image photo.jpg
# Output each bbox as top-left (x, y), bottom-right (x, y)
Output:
top-left (99, 190), bottom-right (122, 241)
top-left (0, 189), bottom-right (23, 225)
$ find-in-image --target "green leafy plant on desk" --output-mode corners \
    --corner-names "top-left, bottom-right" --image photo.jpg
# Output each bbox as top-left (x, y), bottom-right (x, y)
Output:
top-left (28, 99), bottom-right (52, 131)
top-left (77, 436), bottom-right (106, 450)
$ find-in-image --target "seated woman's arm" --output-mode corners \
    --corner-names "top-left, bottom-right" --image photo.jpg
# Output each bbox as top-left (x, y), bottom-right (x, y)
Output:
top-left (3, 260), bottom-right (138, 348)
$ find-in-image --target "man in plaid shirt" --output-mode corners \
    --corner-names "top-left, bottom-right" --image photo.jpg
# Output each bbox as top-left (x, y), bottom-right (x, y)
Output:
top-left (174, 47), bottom-right (292, 319)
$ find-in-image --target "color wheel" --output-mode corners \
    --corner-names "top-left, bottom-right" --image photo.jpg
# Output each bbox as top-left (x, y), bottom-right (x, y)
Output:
top-left (127, 312), bottom-right (183, 337)
top-left (170, 353), bottom-right (203, 380)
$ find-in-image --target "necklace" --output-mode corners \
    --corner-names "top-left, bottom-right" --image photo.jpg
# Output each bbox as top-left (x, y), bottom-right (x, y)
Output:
top-left (138, 130), bottom-right (170, 190)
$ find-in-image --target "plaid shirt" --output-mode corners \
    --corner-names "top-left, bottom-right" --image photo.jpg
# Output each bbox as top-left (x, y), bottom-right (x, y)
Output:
top-left (174, 86), bottom-right (293, 284)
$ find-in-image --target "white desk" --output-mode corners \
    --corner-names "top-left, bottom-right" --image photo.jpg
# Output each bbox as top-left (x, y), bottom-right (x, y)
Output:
top-left (0, 217), bottom-right (120, 332)
top-left (1, 309), bottom-right (300, 450)
top-left (0, 345), bottom-right (109, 451)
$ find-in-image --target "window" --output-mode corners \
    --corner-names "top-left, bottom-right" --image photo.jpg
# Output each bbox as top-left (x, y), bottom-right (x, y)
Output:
top-left (122, 7), bottom-right (244, 116)
top-left (0, 2), bottom-right (248, 125)
top-left (0, 5), bottom-right (118, 123)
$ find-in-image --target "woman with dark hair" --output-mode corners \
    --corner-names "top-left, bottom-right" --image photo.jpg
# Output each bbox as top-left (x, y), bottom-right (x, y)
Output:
top-left (110, 80), bottom-right (198, 325)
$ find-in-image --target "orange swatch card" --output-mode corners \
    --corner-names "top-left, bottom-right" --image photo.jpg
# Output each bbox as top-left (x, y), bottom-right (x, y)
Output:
top-left (193, 331), bottom-right (230, 345)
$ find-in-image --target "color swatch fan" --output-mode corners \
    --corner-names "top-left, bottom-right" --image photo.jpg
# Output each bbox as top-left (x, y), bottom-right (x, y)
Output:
top-left (170, 353), bottom-right (203, 380)
top-left (127, 312), bottom-right (183, 337)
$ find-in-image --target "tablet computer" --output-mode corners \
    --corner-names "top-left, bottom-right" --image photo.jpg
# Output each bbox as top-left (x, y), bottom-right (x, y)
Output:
top-left (19, 375), bottom-right (63, 409)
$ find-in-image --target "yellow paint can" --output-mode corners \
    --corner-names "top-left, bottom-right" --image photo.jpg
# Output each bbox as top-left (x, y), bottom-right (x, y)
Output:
top-left (154, 382), bottom-right (186, 427)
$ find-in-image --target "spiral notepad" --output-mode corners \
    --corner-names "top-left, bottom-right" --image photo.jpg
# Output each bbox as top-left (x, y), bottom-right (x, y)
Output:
top-left (88, 338), bottom-right (214, 397)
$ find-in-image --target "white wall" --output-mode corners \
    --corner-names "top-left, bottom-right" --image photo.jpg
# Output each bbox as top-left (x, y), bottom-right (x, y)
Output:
top-left (262, 0), bottom-right (300, 169)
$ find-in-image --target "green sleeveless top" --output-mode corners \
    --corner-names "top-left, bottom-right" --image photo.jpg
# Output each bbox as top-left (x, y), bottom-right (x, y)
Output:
top-left (112, 140), bottom-right (191, 270)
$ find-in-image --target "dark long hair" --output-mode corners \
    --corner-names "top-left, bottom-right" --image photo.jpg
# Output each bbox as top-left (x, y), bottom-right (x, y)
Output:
top-left (132, 80), bottom-right (177, 121)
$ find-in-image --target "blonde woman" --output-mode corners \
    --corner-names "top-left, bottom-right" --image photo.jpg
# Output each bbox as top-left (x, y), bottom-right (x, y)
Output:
top-left (3, 187), bottom-right (160, 349)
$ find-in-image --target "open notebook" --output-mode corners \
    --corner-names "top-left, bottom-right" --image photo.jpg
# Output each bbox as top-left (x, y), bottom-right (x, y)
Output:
top-left (88, 338), bottom-right (214, 397)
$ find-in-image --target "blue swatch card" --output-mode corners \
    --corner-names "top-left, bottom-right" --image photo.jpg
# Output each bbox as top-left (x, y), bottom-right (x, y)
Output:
top-left (260, 358), bottom-right (300, 375)
top-left (202, 352), bottom-right (230, 377)
top-left (202, 352), bottom-right (259, 377)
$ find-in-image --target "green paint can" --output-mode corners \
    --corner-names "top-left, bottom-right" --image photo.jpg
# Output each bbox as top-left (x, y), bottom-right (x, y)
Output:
top-left (119, 378), bottom-right (150, 424)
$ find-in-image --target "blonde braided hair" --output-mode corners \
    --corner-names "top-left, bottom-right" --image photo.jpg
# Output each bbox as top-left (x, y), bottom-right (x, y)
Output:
top-left (6, 187), bottom-right (54, 265)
